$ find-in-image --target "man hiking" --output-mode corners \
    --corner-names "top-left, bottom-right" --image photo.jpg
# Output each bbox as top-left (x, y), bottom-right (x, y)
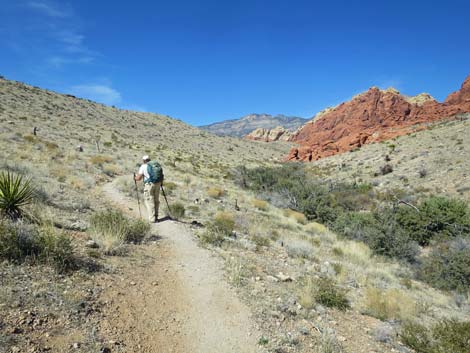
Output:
top-left (134, 155), bottom-right (164, 223)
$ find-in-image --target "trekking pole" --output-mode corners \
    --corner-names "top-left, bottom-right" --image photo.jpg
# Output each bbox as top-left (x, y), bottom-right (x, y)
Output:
top-left (160, 183), bottom-right (172, 219)
top-left (133, 173), bottom-right (142, 219)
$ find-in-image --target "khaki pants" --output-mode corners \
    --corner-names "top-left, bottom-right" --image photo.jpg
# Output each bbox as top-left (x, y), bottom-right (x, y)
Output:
top-left (143, 182), bottom-right (161, 222)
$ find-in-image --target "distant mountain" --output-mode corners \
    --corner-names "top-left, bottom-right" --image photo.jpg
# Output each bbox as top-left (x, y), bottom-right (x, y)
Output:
top-left (199, 114), bottom-right (308, 138)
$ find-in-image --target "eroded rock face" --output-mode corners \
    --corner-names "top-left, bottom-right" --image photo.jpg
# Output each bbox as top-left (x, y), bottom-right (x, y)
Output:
top-left (245, 126), bottom-right (292, 142)
top-left (288, 76), bottom-right (470, 161)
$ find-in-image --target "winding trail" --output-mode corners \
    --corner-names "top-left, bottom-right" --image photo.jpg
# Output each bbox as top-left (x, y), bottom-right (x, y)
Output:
top-left (98, 178), bottom-right (261, 353)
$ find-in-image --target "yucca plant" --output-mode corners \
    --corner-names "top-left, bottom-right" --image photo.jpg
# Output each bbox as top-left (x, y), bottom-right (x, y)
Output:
top-left (0, 171), bottom-right (35, 220)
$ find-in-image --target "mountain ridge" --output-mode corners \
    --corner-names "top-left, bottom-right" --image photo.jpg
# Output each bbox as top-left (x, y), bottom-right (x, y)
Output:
top-left (288, 76), bottom-right (470, 161)
top-left (199, 113), bottom-right (308, 137)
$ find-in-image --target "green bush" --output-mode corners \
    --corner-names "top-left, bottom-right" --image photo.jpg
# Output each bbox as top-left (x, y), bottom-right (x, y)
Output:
top-left (332, 211), bottom-right (419, 262)
top-left (0, 221), bottom-right (40, 261)
top-left (37, 227), bottom-right (75, 272)
top-left (314, 277), bottom-right (350, 310)
top-left (395, 196), bottom-right (470, 246)
top-left (0, 171), bottom-right (35, 219)
top-left (0, 221), bottom-right (76, 272)
top-left (400, 319), bottom-right (470, 353)
top-left (235, 164), bottom-right (374, 225)
top-left (170, 202), bottom-right (185, 220)
top-left (126, 219), bottom-right (150, 243)
top-left (418, 238), bottom-right (470, 292)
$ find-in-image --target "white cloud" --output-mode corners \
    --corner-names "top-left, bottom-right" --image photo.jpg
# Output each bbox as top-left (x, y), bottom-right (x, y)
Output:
top-left (47, 56), bottom-right (94, 67)
top-left (57, 31), bottom-right (84, 46)
top-left (27, 1), bottom-right (70, 18)
top-left (69, 84), bottom-right (122, 105)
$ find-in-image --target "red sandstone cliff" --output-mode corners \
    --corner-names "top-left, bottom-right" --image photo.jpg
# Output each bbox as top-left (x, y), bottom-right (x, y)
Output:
top-left (288, 76), bottom-right (470, 161)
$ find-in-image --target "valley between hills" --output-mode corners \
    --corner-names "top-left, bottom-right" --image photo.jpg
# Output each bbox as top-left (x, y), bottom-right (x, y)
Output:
top-left (0, 75), bottom-right (469, 353)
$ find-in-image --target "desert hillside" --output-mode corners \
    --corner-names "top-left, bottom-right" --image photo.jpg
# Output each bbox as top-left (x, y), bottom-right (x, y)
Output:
top-left (0, 77), bottom-right (469, 353)
top-left (200, 113), bottom-right (308, 137)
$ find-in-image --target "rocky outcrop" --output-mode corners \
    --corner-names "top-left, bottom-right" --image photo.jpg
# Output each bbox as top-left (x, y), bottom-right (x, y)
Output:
top-left (288, 76), bottom-right (470, 161)
top-left (245, 126), bottom-right (292, 142)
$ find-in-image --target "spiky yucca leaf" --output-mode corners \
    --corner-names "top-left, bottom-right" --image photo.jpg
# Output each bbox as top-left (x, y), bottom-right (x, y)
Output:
top-left (0, 171), bottom-right (35, 219)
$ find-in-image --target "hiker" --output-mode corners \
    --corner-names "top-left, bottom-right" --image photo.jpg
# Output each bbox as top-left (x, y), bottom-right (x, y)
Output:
top-left (134, 155), bottom-right (163, 223)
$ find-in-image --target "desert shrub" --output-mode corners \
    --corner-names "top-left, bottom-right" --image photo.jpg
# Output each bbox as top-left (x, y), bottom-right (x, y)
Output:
top-left (332, 211), bottom-right (419, 262)
top-left (252, 198), bottom-right (268, 211)
top-left (170, 202), bottom-right (185, 220)
top-left (89, 209), bottom-right (127, 254)
top-left (418, 238), bottom-right (470, 292)
top-left (314, 277), bottom-right (350, 310)
top-left (0, 171), bottom-right (35, 219)
top-left (126, 219), bottom-right (150, 243)
top-left (379, 164), bottom-right (393, 175)
top-left (400, 320), bottom-right (470, 353)
top-left (250, 232), bottom-right (270, 249)
top-left (284, 209), bottom-right (307, 224)
top-left (200, 212), bottom-right (235, 246)
top-left (234, 164), bottom-right (373, 225)
top-left (89, 155), bottom-right (113, 166)
top-left (0, 221), bottom-right (41, 261)
top-left (37, 226), bottom-right (75, 272)
top-left (212, 212), bottom-right (235, 236)
top-left (285, 239), bottom-right (316, 259)
top-left (89, 208), bottom-right (149, 254)
top-left (395, 196), bottom-right (470, 246)
top-left (305, 222), bottom-right (328, 235)
top-left (333, 240), bottom-right (371, 265)
top-left (207, 186), bottom-right (225, 198)
top-left (102, 164), bottom-right (120, 177)
top-left (363, 287), bottom-right (416, 321)
top-left (312, 332), bottom-right (344, 353)
top-left (0, 221), bottom-right (76, 272)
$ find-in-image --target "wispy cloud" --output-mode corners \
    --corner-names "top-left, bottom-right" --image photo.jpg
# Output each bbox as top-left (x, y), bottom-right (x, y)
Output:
top-left (69, 84), bottom-right (122, 105)
top-left (26, 1), bottom-right (70, 18)
top-left (47, 56), bottom-right (95, 68)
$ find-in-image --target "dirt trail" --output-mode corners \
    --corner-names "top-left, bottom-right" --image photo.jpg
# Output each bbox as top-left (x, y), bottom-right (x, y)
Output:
top-left (99, 179), bottom-right (261, 353)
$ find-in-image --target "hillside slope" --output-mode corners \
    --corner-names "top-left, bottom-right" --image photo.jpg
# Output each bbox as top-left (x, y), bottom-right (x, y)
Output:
top-left (200, 113), bottom-right (308, 137)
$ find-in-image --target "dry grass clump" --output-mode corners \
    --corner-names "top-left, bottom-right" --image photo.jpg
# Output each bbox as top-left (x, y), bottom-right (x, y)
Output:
top-left (298, 278), bottom-right (316, 309)
top-left (89, 155), bottom-right (114, 166)
top-left (305, 221), bottom-right (328, 235)
top-left (283, 209), bottom-right (307, 224)
top-left (252, 198), bottom-right (268, 211)
top-left (102, 163), bottom-right (120, 177)
top-left (332, 240), bottom-right (372, 265)
top-left (363, 287), bottom-right (416, 321)
top-left (285, 238), bottom-right (317, 260)
top-left (200, 211), bottom-right (235, 246)
top-left (89, 208), bottom-right (150, 255)
top-left (226, 257), bottom-right (251, 287)
top-left (207, 186), bottom-right (225, 198)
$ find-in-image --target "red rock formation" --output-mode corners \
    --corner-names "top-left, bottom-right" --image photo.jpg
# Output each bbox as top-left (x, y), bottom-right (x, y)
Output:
top-left (288, 76), bottom-right (470, 161)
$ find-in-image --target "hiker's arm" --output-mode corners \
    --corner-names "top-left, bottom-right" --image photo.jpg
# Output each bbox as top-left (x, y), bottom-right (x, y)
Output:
top-left (134, 173), bottom-right (143, 181)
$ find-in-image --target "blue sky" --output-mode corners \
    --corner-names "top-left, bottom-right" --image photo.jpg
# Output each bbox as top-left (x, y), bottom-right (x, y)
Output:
top-left (1, 0), bottom-right (469, 125)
